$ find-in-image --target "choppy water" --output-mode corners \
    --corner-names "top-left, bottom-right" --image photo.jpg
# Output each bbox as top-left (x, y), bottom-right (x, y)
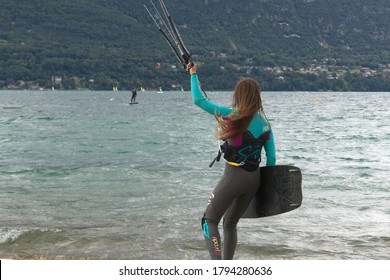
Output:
top-left (0, 90), bottom-right (389, 259)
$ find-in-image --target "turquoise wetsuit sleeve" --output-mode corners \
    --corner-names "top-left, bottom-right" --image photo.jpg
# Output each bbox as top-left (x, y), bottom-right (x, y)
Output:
top-left (264, 129), bottom-right (276, 166)
top-left (191, 74), bottom-right (232, 116)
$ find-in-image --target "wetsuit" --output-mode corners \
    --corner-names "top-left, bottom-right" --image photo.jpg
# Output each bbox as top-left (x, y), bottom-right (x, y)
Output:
top-left (131, 90), bottom-right (137, 103)
top-left (190, 74), bottom-right (276, 259)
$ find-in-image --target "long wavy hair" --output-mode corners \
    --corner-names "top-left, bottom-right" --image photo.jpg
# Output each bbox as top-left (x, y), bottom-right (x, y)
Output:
top-left (217, 78), bottom-right (263, 140)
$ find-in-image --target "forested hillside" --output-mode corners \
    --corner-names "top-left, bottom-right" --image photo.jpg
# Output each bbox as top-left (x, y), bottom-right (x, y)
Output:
top-left (1, 0), bottom-right (389, 91)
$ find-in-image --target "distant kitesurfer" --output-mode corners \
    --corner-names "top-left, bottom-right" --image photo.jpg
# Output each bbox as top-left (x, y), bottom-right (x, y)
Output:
top-left (131, 88), bottom-right (137, 103)
top-left (188, 62), bottom-right (276, 260)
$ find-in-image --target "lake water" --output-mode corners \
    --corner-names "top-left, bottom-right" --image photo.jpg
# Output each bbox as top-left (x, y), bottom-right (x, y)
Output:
top-left (0, 90), bottom-right (389, 259)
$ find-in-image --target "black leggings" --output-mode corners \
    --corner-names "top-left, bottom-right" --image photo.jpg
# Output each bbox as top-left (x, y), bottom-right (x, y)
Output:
top-left (202, 163), bottom-right (260, 259)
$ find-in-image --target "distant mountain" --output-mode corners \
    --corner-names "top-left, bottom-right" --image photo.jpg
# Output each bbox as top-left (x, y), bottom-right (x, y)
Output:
top-left (0, 0), bottom-right (389, 90)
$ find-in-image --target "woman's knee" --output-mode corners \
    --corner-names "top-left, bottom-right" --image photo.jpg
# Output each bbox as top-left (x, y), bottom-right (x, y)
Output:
top-left (223, 218), bottom-right (238, 230)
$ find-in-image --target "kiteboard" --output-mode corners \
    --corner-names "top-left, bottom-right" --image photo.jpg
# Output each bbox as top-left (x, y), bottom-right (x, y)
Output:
top-left (242, 165), bottom-right (302, 218)
top-left (129, 102), bottom-right (138, 105)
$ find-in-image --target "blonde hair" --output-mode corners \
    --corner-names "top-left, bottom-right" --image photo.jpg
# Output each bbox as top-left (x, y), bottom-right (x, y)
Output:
top-left (217, 78), bottom-right (263, 140)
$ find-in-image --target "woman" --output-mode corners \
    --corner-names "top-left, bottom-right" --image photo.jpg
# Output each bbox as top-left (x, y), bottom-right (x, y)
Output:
top-left (188, 63), bottom-right (276, 260)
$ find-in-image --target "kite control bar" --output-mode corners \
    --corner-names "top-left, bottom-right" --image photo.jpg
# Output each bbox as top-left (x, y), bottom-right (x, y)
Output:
top-left (144, 0), bottom-right (194, 70)
top-left (144, 0), bottom-right (208, 98)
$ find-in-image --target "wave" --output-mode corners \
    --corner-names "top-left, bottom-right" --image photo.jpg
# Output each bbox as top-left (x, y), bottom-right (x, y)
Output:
top-left (2, 106), bottom-right (24, 110)
top-left (36, 116), bottom-right (55, 121)
top-left (0, 167), bottom-right (73, 177)
top-left (0, 228), bottom-right (63, 245)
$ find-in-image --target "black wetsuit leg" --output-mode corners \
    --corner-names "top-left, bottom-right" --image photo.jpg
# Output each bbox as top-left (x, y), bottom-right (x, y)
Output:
top-left (223, 193), bottom-right (255, 259)
top-left (201, 164), bottom-right (259, 260)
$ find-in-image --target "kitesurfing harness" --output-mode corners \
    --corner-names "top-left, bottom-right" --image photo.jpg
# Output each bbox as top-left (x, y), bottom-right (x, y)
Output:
top-left (209, 130), bottom-right (271, 172)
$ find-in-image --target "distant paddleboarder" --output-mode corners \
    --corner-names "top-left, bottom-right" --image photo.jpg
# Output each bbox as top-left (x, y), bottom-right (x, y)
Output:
top-left (188, 62), bottom-right (276, 260)
top-left (131, 88), bottom-right (137, 103)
